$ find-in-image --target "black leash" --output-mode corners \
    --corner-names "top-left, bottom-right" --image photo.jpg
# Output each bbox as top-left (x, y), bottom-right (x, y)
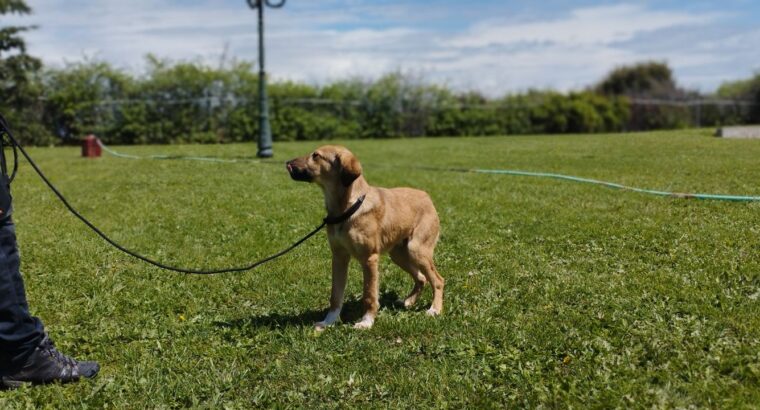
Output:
top-left (0, 113), bottom-right (365, 275)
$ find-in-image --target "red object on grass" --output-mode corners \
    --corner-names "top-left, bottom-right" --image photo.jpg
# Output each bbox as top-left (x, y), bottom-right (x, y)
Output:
top-left (81, 135), bottom-right (101, 158)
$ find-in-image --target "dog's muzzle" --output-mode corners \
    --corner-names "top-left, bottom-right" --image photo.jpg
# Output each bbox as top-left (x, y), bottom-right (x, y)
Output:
top-left (286, 160), bottom-right (313, 182)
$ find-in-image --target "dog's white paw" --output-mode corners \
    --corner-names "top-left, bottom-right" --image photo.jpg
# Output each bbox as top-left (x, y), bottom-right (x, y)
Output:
top-left (314, 322), bottom-right (329, 331)
top-left (393, 298), bottom-right (413, 309)
top-left (353, 317), bottom-right (374, 329)
top-left (394, 298), bottom-right (419, 309)
top-left (426, 308), bottom-right (440, 317)
top-left (315, 309), bottom-right (341, 331)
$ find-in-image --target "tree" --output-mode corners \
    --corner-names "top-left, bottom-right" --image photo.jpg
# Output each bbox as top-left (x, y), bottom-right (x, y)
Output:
top-left (717, 73), bottom-right (760, 122)
top-left (0, 0), bottom-right (49, 144)
top-left (595, 61), bottom-right (692, 130)
top-left (595, 61), bottom-right (682, 98)
top-left (717, 72), bottom-right (760, 100)
top-left (1, 0), bottom-right (41, 105)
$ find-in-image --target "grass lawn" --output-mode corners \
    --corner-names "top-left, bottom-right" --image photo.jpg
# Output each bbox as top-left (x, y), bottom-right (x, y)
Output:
top-left (1, 129), bottom-right (759, 408)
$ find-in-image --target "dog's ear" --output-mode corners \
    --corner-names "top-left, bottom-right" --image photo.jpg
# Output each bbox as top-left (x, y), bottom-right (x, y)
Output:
top-left (338, 152), bottom-right (362, 187)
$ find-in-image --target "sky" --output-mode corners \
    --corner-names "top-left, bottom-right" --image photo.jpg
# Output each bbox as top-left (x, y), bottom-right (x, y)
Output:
top-left (4, 0), bottom-right (760, 96)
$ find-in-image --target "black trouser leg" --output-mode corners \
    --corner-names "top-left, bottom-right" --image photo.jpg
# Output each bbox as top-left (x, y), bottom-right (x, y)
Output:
top-left (0, 217), bottom-right (45, 373)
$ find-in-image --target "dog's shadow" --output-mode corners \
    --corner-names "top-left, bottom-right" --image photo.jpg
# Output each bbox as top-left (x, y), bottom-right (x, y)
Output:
top-left (214, 290), bottom-right (408, 330)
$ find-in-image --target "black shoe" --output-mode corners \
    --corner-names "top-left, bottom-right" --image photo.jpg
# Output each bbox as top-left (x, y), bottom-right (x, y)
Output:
top-left (1, 334), bottom-right (99, 388)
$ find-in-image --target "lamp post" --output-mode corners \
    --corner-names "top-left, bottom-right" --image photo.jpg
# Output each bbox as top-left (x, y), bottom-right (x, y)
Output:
top-left (247, 0), bottom-right (285, 158)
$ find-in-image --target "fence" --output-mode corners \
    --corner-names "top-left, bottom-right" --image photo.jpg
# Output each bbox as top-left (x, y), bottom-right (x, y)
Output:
top-left (627, 98), bottom-right (757, 130)
top-left (18, 95), bottom-right (760, 145)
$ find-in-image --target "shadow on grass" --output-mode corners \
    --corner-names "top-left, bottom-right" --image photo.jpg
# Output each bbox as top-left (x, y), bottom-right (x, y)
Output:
top-left (214, 290), bottom-right (405, 330)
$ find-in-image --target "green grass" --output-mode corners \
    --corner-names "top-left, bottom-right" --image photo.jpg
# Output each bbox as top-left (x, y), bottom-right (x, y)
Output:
top-left (2, 129), bottom-right (760, 408)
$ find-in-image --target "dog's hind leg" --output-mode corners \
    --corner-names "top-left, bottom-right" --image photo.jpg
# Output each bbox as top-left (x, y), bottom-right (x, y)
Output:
top-left (407, 227), bottom-right (444, 316)
top-left (316, 249), bottom-right (350, 331)
top-left (390, 244), bottom-right (427, 308)
top-left (419, 258), bottom-right (444, 316)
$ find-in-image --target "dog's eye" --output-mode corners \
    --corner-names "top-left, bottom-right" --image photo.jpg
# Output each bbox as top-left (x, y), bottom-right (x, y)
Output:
top-left (311, 152), bottom-right (321, 160)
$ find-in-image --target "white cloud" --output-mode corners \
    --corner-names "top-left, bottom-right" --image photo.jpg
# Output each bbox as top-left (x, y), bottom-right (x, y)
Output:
top-left (449, 4), bottom-right (715, 48)
top-left (5, 1), bottom-right (758, 96)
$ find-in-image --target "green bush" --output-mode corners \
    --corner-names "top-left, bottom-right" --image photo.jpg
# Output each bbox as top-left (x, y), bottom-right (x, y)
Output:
top-left (717, 72), bottom-right (760, 123)
top-left (3, 58), bottom-right (758, 145)
top-left (41, 60), bottom-right (135, 143)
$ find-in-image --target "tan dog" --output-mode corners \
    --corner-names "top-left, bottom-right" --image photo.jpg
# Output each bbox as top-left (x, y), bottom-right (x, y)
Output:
top-left (286, 145), bottom-right (444, 329)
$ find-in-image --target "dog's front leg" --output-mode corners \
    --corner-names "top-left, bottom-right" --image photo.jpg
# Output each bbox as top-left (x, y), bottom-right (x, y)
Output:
top-left (315, 249), bottom-right (350, 331)
top-left (354, 253), bottom-right (380, 329)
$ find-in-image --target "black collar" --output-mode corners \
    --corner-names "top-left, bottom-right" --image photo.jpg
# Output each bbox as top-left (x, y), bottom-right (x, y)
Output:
top-left (323, 194), bottom-right (366, 225)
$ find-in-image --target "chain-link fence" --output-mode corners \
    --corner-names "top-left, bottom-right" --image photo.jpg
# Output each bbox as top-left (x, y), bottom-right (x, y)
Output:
top-left (10, 94), bottom-right (760, 145)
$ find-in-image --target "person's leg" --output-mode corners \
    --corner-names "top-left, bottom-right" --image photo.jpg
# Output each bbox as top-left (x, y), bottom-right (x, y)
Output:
top-left (0, 218), bottom-right (44, 373)
top-left (0, 216), bottom-right (99, 388)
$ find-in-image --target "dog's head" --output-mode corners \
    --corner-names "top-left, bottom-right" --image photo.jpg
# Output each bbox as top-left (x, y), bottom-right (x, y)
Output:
top-left (286, 145), bottom-right (362, 187)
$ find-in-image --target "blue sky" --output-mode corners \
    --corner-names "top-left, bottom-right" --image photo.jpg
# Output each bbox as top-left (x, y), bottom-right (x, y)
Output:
top-left (6, 0), bottom-right (760, 95)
